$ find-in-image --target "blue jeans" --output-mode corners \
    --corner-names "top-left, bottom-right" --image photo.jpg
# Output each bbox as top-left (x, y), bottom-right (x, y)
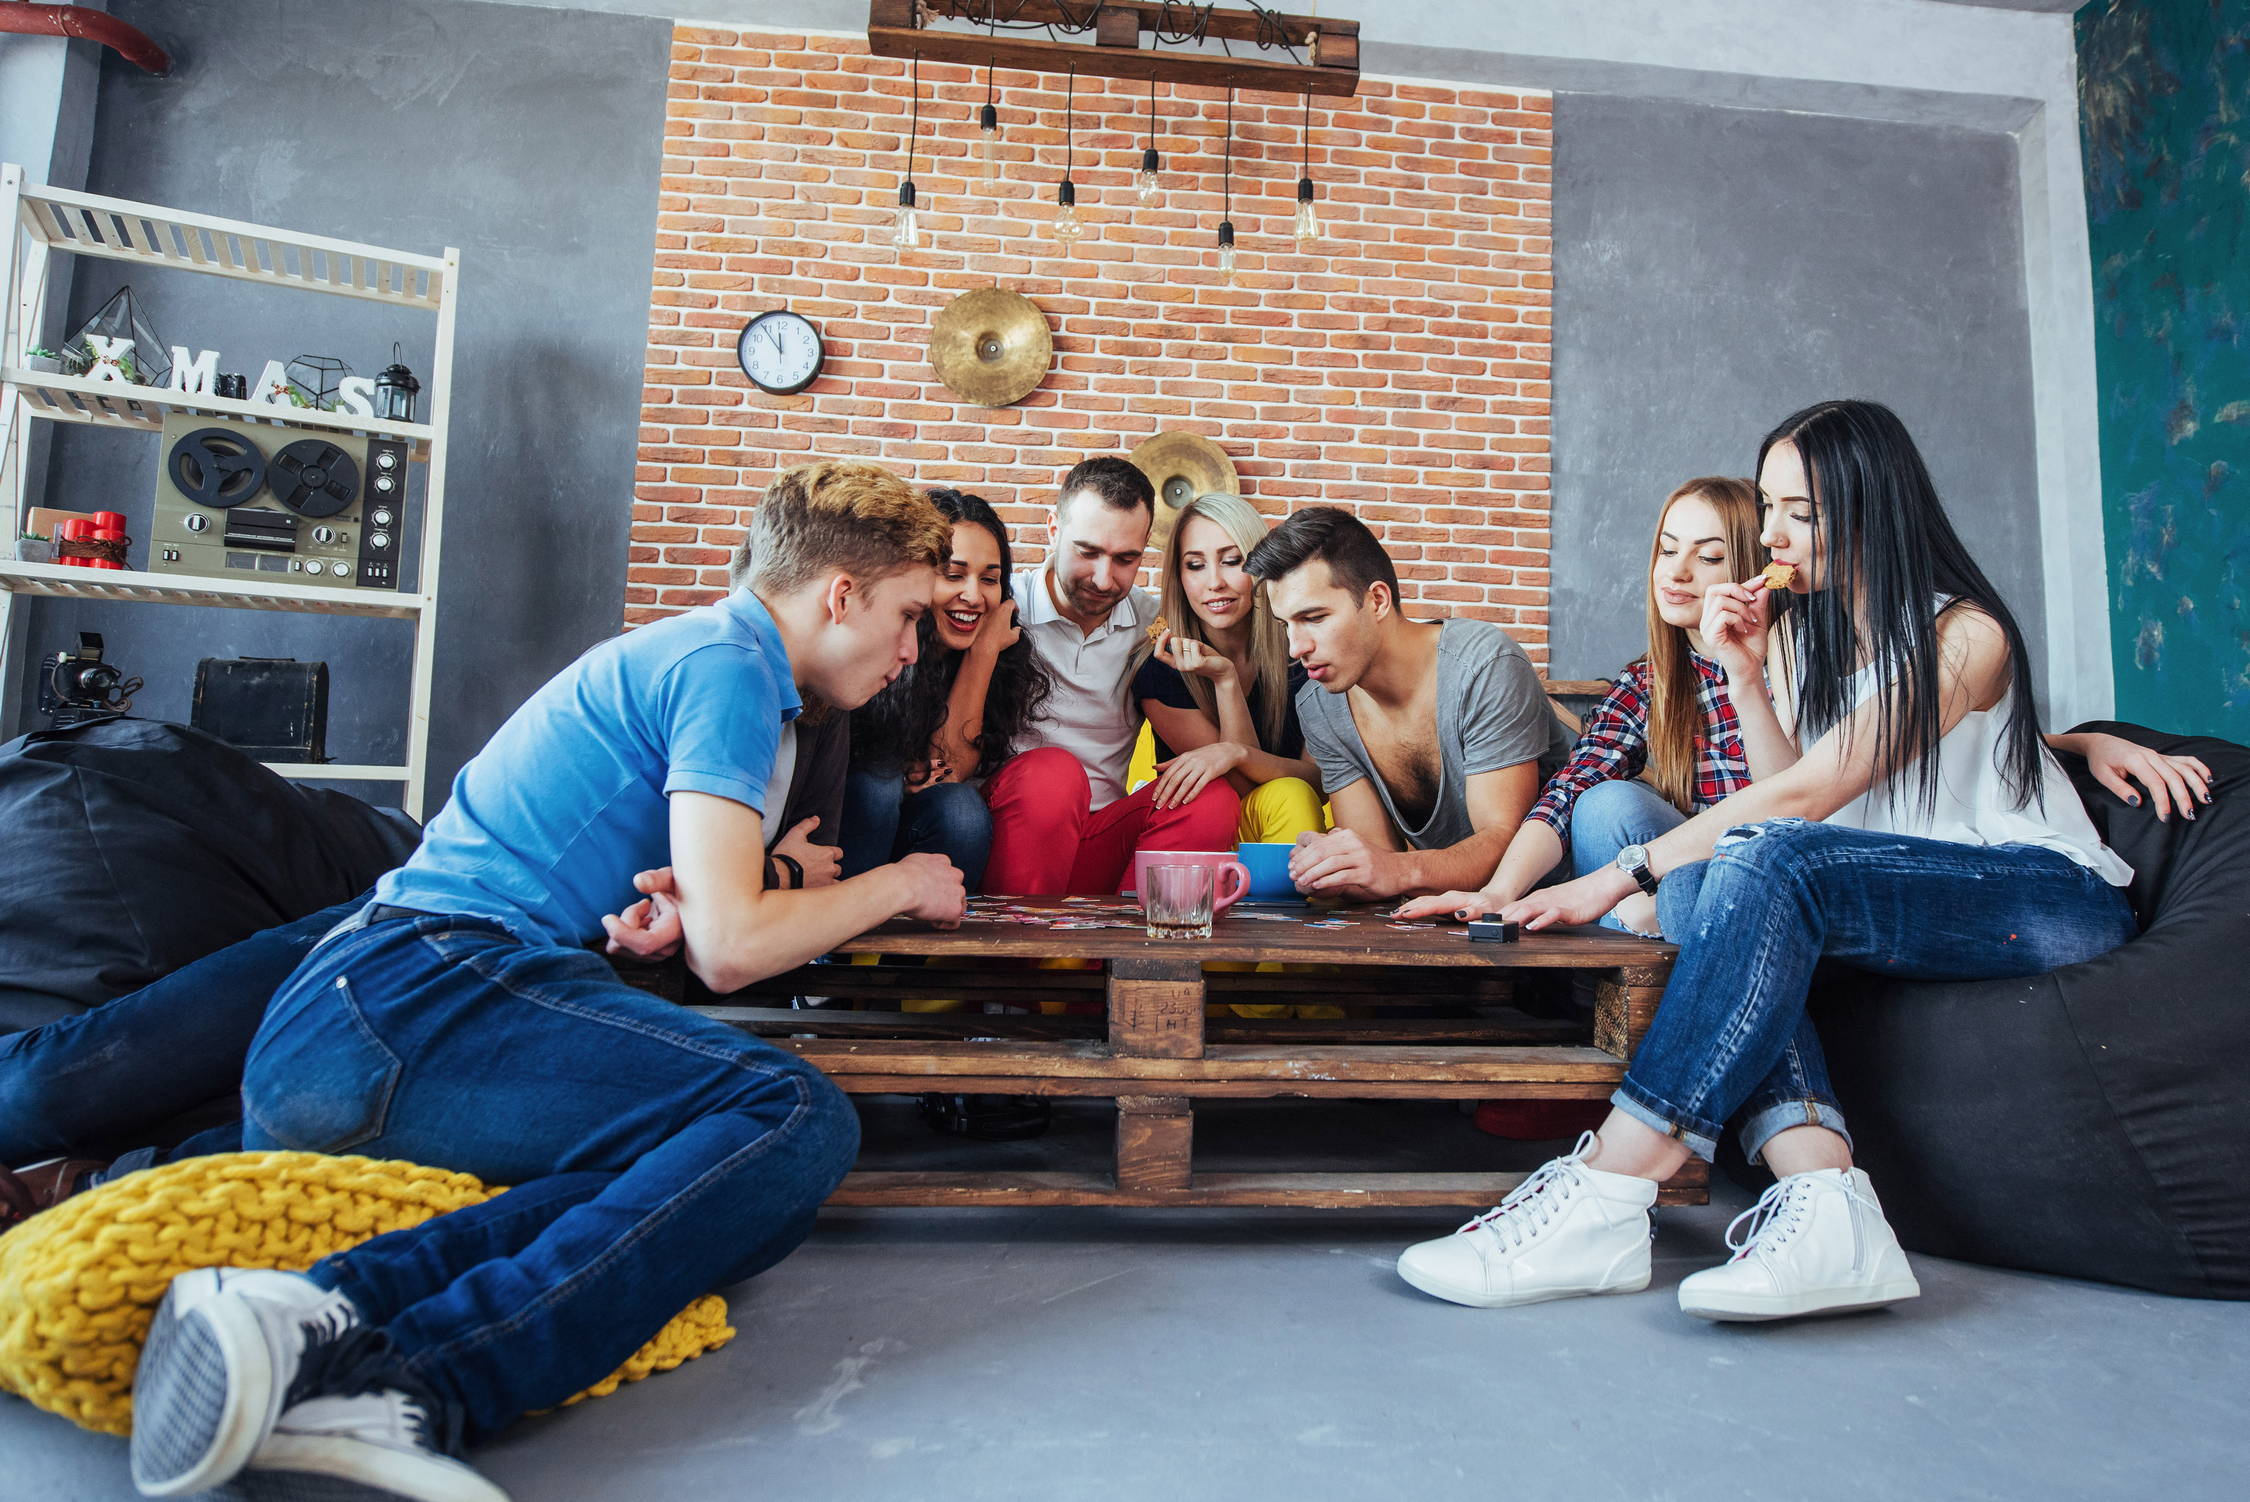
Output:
top-left (0, 893), bottom-right (370, 1170)
top-left (1616, 819), bottom-right (2138, 1164)
top-left (1562, 779), bottom-right (1688, 933)
top-left (839, 768), bottom-right (992, 889)
top-left (240, 911), bottom-right (859, 1441)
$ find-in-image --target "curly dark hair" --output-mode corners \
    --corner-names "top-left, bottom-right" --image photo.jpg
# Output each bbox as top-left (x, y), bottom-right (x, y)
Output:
top-left (849, 489), bottom-right (1054, 774)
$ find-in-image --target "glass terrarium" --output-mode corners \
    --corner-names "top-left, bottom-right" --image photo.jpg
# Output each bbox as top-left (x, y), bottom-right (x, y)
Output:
top-left (63, 284), bottom-right (170, 386)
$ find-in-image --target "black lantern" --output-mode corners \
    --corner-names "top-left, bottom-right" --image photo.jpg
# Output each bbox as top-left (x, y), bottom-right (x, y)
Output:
top-left (374, 347), bottom-right (421, 423)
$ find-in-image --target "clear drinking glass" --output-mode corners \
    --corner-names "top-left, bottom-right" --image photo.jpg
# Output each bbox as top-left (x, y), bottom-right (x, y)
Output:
top-left (1143, 863), bottom-right (1218, 940)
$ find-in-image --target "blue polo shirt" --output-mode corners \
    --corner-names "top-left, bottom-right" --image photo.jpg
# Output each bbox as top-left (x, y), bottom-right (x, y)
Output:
top-left (377, 589), bottom-right (800, 946)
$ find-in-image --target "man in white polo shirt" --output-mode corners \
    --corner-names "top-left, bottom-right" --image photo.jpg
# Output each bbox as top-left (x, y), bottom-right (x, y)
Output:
top-left (981, 457), bottom-right (1241, 893)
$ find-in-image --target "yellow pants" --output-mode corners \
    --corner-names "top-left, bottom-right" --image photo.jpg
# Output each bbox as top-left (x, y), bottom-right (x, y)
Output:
top-left (1125, 723), bottom-right (1331, 846)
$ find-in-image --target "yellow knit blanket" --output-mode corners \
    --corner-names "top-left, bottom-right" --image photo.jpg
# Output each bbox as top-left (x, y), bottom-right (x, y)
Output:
top-left (0, 1151), bottom-right (734, 1436)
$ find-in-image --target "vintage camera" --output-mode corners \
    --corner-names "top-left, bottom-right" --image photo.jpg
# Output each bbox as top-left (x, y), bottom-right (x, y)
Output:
top-left (40, 632), bottom-right (141, 728)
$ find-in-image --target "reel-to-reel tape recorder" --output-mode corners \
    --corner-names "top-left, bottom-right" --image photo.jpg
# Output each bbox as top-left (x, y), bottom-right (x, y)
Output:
top-left (150, 414), bottom-right (407, 590)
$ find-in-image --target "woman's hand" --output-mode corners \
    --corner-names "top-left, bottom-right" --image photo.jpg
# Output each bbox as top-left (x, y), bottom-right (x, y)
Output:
top-left (904, 755), bottom-right (955, 794)
top-left (1392, 889), bottom-right (1503, 922)
top-left (2070, 733), bottom-right (2213, 822)
top-left (602, 867), bottom-right (682, 960)
top-left (969, 598), bottom-right (1020, 658)
top-left (772, 815), bottom-right (843, 888)
top-left (1155, 630), bottom-right (1237, 684)
top-left (1496, 865), bottom-right (1638, 933)
top-left (1149, 741), bottom-right (1246, 810)
top-left (1700, 580), bottom-right (1773, 680)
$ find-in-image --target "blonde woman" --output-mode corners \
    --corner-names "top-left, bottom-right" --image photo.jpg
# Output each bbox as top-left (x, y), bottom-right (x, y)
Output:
top-left (1133, 492), bottom-right (1325, 843)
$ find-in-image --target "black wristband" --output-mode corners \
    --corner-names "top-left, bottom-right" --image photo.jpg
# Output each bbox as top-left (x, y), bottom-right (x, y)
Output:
top-left (769, 851), bottom-right (804, 890)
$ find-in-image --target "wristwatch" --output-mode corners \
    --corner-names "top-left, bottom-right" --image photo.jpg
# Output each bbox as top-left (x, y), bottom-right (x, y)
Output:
top-left (1614, 844), bottom-right (1659, 896)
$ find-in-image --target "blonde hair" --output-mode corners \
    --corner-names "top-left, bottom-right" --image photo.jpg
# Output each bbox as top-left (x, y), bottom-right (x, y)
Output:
top-left (1142, 492), bottom-right (1293, 749)
top-left (729, 460), bottom-right (948, 594)
top-left (1640, 476), bottom-right (1764, 812)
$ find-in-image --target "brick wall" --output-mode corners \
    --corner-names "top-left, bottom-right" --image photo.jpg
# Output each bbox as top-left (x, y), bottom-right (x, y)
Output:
top-left (631, 27), bottom-right (1553, 662)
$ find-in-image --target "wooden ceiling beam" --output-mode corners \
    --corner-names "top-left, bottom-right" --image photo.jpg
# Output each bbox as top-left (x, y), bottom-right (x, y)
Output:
top-left (866, 1), bottom-right (1362, 98)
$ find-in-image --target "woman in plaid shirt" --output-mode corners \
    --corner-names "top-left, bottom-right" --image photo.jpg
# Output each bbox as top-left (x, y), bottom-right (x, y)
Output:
top-left (1403, 477), bottom-right (1773, 935)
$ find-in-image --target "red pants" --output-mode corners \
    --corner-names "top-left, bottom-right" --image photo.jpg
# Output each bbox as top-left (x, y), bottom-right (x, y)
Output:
top-left (983, 747), bottom-right (1243, 895)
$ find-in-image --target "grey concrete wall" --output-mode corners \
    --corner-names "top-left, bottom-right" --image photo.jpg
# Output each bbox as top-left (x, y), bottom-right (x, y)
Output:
top-left (13, 0), bottom-right (670, 811)
top-left (1548, 93), bottom-right (2047, 688)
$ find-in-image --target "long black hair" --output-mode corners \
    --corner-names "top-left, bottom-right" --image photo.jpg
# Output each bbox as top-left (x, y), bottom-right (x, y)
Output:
top-left (849, 488), bottom-right (1053, 774)
top-left (1760, 400), bottom-right (2046, 813)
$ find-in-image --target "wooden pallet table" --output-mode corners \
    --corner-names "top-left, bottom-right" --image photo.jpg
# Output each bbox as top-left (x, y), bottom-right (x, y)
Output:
top-left (670, 901), bottom-right (1703, 1211)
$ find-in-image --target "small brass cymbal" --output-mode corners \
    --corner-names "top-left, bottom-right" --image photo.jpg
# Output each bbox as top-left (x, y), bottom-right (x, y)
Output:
top-left (930, 287), bottom-right (1054, 407)
top-left (1128, 431), bottom-right (1240, 554)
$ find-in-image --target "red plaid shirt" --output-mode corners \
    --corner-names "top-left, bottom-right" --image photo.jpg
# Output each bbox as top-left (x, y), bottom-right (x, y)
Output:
top-left (1527, 653), bottom-right (1748, 842)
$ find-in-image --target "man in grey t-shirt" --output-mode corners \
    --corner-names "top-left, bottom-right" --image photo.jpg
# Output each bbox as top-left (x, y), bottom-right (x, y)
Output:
top-left (1244, 507), bottom-right (1571, 902)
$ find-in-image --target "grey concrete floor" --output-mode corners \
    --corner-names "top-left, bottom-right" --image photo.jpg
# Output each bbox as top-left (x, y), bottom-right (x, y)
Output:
top-left (4, 1098), bottom-right (2244, 1501)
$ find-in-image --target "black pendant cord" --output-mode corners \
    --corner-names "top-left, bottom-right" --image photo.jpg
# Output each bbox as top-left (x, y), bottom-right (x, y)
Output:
top-left (906, 52), bottom-right (921, 182)
top-left (1148, 74), bottom-right (1156, 148)
top-left (1223, 86), bottom-right (1234, 219)
top-left (984, 55), bottom-right (995, 110)
top-left (1301, 89), bottom-right (1310, 176)
top-left (1065, 62), bottom-right (1076, 179)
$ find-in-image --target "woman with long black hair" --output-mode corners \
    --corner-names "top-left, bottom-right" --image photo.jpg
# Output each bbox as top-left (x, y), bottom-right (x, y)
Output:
top-left (1394, 399), bottom-right (2198, 1323)
top-left (841, 488), bottom-right (1052, 889)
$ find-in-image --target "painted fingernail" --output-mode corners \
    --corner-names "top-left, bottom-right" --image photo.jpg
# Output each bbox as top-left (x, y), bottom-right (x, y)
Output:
top-left (2126, 794), bottom-right (2140, 805)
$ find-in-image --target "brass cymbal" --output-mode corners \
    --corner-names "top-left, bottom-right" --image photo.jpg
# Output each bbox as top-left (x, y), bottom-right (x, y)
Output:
top-left (930, 287), bottom-right (1053, 407)
top-left (1128, 431), bottom-right (1239, 554)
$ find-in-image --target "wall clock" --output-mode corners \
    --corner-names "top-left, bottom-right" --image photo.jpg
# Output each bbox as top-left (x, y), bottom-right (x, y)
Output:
top-left (737, 309), bottom-right (824, 395)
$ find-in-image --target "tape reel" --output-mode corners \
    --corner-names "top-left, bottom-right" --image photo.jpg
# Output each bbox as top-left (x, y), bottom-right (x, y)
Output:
top-left (267, 440), bottom-right (361, 518)
top-left (165, 427), bottom-right (268, 509)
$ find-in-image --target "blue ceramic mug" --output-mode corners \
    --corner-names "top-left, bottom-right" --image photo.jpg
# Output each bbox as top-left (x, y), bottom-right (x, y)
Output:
top-left (1234, 841), bottom-right (1299, 903)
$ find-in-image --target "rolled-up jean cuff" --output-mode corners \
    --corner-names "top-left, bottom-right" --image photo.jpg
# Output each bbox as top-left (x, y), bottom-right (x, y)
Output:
top-left (1608, 1083), bottom-right (1720, 1163)
top-left (1737, 1099), bottom-right (1854, 1167)
top-left (91, 1145), bottom-right (161, 1186)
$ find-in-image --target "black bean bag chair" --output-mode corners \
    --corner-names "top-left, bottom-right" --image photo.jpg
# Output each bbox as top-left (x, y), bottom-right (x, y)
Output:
top-left (0, 716), bottom-right (420, 1032)
top-left (1808, 722), bottom-right (2250, 1299)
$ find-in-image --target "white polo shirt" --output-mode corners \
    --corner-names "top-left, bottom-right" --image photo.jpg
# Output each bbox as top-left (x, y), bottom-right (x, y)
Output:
top-left (1012, 564), bottom-right (1158, 810)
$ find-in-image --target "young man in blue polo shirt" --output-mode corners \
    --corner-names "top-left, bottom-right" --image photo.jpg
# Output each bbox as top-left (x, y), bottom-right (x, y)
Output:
top-left (126, 461), bottom-right (965, 1502)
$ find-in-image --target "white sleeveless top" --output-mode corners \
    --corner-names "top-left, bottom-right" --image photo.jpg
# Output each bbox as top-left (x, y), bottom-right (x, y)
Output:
top-left (1781, 618), bottom-right (2132, 887)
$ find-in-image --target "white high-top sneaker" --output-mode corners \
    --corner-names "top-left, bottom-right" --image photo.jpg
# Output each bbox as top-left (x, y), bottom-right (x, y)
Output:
top-left (1677, 1167), bottom-right (1922, 1322)
top-left (130, 1268), bottom-right (364, 1496)
top-left (1397, 1133), bottom-right (1658, 1308)
top-left (223, 1389), bottom-right (511, 1502)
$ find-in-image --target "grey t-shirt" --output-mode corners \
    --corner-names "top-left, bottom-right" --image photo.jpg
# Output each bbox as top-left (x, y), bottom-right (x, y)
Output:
top-left (1295, 618), bottom-right (1573, 851)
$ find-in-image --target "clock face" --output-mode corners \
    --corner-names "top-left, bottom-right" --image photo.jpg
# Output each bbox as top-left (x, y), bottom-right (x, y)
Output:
top-left (737, 311), bottom-right (824, 395)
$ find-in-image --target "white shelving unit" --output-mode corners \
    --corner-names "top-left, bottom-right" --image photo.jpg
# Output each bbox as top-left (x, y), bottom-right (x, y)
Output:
top-left (0, 165), bottom-right (458, 817)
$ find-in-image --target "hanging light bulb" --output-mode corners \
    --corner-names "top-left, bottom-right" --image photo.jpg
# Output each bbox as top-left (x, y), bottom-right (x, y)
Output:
top-left (978, 56), bottom-right (1002, 189)
top-left (1214, 87), bottom-right (1238, 284)
top-left (1136, 78), bottom-right (1163, 205)
top-left (1051, 64), bottom-right (1086, 249)
top-left (979, 102), bottom-right (1003, 186)
top-left (1293, 92), bottom-right (1319, 246)
top-left (893, 52), bottom-right (925, 254)
top-left (1053, 179), bottom-right (1084, 245)
top-left (892, 181), bottom-right (922, 251)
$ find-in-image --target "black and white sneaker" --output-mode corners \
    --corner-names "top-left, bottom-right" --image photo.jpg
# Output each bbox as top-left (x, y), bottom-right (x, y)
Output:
top-left (219, 1382), bottom-right (508, 1502)
top-left (130, 1267), bottom-right (363, 1496)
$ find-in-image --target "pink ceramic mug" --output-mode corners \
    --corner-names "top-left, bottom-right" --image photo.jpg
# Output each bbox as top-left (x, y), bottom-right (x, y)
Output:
top-left (1130, 849), bottom-right (1250, 914)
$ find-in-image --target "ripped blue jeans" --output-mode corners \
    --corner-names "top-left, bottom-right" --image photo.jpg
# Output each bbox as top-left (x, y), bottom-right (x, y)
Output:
top-left (1614, 819), bottom-right (2137, 1164)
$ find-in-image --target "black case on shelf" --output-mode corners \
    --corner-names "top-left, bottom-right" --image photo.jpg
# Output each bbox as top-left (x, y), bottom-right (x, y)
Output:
top-left (191, 657), bottom-right (329, 763)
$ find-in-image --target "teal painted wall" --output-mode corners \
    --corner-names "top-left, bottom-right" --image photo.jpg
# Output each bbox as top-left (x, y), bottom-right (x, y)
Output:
top-left (2078, 0), bottom-right (2250, 740)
